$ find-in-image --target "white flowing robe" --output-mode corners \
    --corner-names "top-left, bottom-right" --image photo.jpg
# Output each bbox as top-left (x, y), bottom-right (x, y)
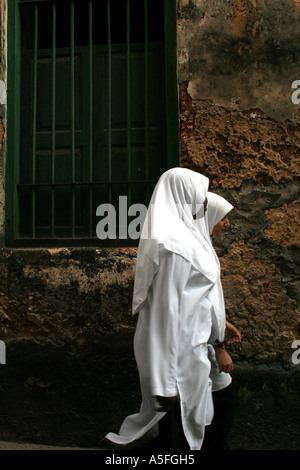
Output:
top-left (106, 168), bottom-right (226, 450)
top-left (106, 249), bottom-right (219, 450)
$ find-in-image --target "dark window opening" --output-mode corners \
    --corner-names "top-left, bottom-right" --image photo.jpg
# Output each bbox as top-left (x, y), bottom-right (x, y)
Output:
top-left (21, 0), bottom-right (164, 50)
top-left (7, 0), bottom-right (179, 246)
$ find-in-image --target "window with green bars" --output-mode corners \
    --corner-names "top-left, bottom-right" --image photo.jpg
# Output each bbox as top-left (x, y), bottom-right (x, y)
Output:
top-left (6, 0), bottom-right (179, 246)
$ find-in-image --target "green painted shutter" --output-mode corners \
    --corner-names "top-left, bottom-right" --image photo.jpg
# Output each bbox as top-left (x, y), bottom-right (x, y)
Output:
top-left (6, 0), bottom-right (179, 246)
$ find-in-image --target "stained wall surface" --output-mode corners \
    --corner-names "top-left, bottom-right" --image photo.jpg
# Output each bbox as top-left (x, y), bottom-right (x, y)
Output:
top-left (0, 0), bottom-right (299, 450)
top-left (177, 0), bottom-right (300, 364)
top-left (176, 1), bottom-right (300, 449)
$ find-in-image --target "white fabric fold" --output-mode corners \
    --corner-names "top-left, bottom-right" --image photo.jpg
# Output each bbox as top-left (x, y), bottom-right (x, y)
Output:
top-left (106, 251), bottom-right (215, 450)
top-left (132, 168), bottom-right (217, 315)
top-left (106, 168), bottom-right (228, 450)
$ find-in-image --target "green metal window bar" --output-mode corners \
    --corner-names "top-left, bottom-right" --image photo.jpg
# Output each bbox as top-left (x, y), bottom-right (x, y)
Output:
top-left (6, 0), bottom-right (179, 246)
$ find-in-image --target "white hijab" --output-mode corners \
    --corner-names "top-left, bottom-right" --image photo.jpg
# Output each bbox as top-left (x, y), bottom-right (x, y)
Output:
top-left (194, 192), bottom-right (234, 342)
top-left (206, 192), bottom-right (234, 236)
top-left (132, 167), bottom-right (219, 316)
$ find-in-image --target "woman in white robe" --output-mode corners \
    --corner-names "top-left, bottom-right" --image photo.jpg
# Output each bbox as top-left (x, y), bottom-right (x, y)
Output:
top-left (204, 192), bottom-right (235, 391)
top-left (105, 168), bottom-right (226, 450)
top-left (199, 192), bottom-right (241, 450)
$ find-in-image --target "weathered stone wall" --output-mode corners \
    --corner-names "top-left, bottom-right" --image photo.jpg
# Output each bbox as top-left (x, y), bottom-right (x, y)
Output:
top-left (179, 87), bottom-right (300, 363)
top-left (0, 0), bottom-right (299, 450)
top-left (177, 0), bottom-right (300, 364)
top-left (0, 247), bottom-right (139, 446)
top-left (176, 0), bottom-right (300, 449)
top-left (177, 0), bottom-right (300, 122)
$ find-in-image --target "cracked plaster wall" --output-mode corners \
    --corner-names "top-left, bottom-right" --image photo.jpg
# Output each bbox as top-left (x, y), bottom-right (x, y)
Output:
top-left (0, 0), bottom-right (299, 449)
top-left (176, 1), bottom-right (300, 448)
top-left (177, 0), bottom-right (300, 368)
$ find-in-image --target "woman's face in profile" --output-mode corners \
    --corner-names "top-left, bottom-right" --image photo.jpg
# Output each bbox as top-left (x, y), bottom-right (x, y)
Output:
top-left (212, 217), bottom-right (230, 237)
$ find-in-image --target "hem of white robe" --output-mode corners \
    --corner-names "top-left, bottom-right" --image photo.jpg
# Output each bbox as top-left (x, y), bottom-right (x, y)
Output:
top-left (105, 412), bottom-right (166, 445)
top-left (177, 379), bottom-right (214, 451)
top-left (211, 374), bottom-right (232, 392)
top-left (151, 388), bottom-right (178, 396)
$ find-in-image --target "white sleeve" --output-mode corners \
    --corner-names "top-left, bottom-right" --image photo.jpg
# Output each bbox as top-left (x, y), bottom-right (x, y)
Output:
top-left (148, 250), bottom-right (191, 397)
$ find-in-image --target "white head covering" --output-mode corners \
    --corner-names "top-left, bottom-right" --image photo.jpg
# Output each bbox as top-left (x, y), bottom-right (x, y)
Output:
top-left (132, 167), bottom-right (218, 316)
top-left (206, 192), bottom-right (233, 236)
top-left (194, 192), bottom-right (234, 342)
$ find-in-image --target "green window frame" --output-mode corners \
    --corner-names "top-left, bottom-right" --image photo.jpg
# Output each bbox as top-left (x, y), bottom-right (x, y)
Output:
top-left (6, 0), bottom-right (179, 247)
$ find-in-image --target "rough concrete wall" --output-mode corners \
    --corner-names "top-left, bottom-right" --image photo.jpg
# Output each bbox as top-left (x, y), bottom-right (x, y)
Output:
top-left (177, 0), bottom-right (300, 366)
top-left (177, 0), bottom-right (300, 122)
top-left (0, 248), bottom-right (137, 342)
top-left (0, 247), bottom-right (139, 446)
top-left (0, 0), bottom-right (299, 450)
top-left (176, 1), bottom-right (300, 449)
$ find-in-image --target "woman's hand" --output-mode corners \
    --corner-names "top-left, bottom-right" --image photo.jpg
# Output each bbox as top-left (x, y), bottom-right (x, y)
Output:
top-left (225, 321), bottom-right (242, 343)
top-left (154, 395), bottom-right (177, 412)
top-left (214, 347), bottom-right (234, 373)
